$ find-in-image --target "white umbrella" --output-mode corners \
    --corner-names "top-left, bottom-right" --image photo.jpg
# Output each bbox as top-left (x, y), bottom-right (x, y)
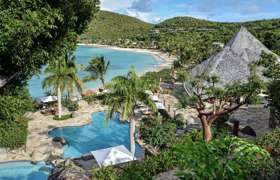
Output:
top-left (155, 102), bottom-right (165, 110)
top-left (151, 95), bottom-right (160, 102)
top-left (39, 96), bottom-right (58, 103)
top-left (91, 145), bottom-right (134, 167)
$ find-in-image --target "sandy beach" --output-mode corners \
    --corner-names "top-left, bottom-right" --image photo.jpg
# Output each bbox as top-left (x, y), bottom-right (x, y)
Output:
top-left (77, 43), bottom-right (177, 73)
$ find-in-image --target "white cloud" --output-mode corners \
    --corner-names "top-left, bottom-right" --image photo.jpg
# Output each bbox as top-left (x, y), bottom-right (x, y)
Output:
top-left (126, 9), bottom-right (161, 23)
top-left (100, 0), bottom-right (133, 11)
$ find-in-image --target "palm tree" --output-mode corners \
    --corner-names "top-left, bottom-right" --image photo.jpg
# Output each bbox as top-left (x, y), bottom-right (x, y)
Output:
top-left (43, 54), bottom-right (83, 118)
top-left (104, 69), bottom-right (157, 157)
top-left (64, 53), bottom-right (83, 99)
top-left (83, 56), bottom-right (110, 87)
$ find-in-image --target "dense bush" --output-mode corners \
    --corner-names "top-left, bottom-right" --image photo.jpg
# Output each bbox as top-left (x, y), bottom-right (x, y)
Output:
top-left (175, 136), bottom-right (273, 180)
top-left (257, 128), bottom-right (280, 157)
top-left (92, 167), bottom-right (118, 180)
top-left (0, 87), bottom-right (33, 122)
top-left (53, 114), bottom-right (72, 121)
top-left (0, 117), bottom-right (28, 149)
top-left (92, 133), bottom-right (274, 180)
top-left (83, 94), bottom-right (98, 103)
top-left (257, 128), bottom-right (280, 177)
top-left (140, 117), bottom-right (176, 149)
top-left (62, 99), bottom-right (79, 111)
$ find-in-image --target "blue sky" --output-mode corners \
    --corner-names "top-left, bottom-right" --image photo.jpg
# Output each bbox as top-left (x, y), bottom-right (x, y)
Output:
top-left (100, 0), bottom-right (280, 23)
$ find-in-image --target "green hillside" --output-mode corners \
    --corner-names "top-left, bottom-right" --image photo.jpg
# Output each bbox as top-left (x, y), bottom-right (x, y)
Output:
top-left (80, 11), bottom-right (152, 43)
top-left (156, 16), bottom-right (222, 29)
top-left (80, 11), bottom-right (280, 64)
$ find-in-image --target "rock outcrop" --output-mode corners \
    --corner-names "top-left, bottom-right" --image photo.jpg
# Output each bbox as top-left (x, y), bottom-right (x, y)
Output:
top-left (48, 160), bottom-right (91, 180)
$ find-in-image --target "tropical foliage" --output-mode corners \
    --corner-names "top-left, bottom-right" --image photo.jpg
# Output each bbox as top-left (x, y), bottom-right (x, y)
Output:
top-left (140, 117), bottom-right (177, 149)
top-left (84, 56), bottom-right (110, 86)
top-left (91, 133), bottom-right (274, 180)
top-left (0, 117), bottom-right (28, 149)
top-left (0, 87), bottom-right (32, 149)
top-left (103, 69), bottom-right (156, 156)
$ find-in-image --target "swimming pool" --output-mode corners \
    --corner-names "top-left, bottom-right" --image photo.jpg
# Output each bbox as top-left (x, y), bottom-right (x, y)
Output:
top-left (0, 161), bottom-right (52, 180)
top-left (28, 45), bottom-right (163, 98)
top-left (48, 111), bottom-right (143, 158)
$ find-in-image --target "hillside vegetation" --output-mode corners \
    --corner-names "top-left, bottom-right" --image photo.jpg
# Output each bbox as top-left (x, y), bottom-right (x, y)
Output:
top-left (81, 12), bottom-right (280, 65)
top-left (80, 11), bottom-right (152, 43)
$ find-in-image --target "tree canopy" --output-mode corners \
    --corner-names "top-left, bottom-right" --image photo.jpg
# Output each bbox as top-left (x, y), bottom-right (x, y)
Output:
top-left (0, 0), bottom-right (99, 86)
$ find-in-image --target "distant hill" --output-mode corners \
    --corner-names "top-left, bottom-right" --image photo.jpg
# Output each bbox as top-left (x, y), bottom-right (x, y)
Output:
top-left (156, 16), bottom-right (221, 29)
top-left (80, 11), bottom-right (153, 42)
top-left (157, 16), bottom-right (280, 31)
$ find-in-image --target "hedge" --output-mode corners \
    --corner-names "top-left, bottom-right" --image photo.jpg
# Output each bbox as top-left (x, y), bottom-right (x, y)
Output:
top-left (0, 117), bottom-right (28, 149)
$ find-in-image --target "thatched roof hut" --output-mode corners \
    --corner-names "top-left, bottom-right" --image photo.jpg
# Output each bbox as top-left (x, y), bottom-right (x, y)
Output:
top-left (191, 27), bottom-right (279, 86)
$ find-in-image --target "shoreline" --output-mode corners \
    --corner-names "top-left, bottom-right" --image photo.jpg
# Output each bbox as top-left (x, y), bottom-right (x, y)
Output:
top-left (77, 43), bottom-right (176, 73)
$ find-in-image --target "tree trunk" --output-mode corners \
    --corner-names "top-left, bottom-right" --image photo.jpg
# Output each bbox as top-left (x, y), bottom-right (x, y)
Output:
top-left (203, 123), bottom-right (212, 142)
top-left (130, 117), bottom-right (136, 158)
top-left (57, 87), bottom-right (62, 118)
top-left (201, 115), bottom-right (212, 142)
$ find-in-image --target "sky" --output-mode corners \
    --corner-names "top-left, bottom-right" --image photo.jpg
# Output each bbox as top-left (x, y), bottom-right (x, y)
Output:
top-left (100, 0), bottom-right (280, 23)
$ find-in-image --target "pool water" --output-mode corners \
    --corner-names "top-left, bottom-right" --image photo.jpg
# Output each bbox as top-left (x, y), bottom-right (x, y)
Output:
top-left (28, 45), bottom-right (162, 98)
top-left (48, 112), bottom-right (143, 158)
top-left (0, 161), bottom-right (52, 180)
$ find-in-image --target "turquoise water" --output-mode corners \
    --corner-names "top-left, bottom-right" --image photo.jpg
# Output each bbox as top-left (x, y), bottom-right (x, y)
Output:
top-left (0, 161), bottom-right (52, 180)
top-left (49, 112), bottom-right (143, 158)
top-left (28, 45), bottom-right (162, 98)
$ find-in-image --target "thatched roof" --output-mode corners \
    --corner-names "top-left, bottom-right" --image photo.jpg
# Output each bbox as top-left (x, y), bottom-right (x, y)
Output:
top-left (191, 27), bottom-right (278, 86)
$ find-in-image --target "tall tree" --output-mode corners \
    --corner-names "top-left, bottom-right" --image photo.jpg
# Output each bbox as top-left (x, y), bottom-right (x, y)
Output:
top-left (0, 0), bottom-right (99, 88)
top-left (184, 65), bottom-right (264, 142)
top-left (64, 53), bottom-right (84, 99)
top-left (84, 56), bottom-right (110, 87)
top-left (104, 69), bottom-right (156, 157)
top-left (43, 55), bottom-right (83, 118)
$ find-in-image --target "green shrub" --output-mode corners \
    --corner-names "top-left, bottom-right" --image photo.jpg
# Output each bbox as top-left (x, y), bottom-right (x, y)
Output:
top-left (0, 117), bottom-right (28, 149)
top-left (62, 99), bottom-right (79, 111)
top-left (257, 128), bottom-right (280, 157)
top-left (92, 167), bottom-right (117, 180)
top-left (140, 117), bottom-right (176, 149)
top-left (0, 87), bottom-right (33, 122)
top-left (257, 128), bottom-right (280, 177)
top-left (53, 114), bottom-right (72, 121)
top-left (93, 133), bottom-right (273, 180)
top-left (174, 136), bottom-right (273, 180)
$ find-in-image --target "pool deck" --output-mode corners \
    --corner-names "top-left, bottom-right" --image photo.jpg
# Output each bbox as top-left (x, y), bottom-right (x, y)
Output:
top-left (0, 100), bottom-right (107, 162)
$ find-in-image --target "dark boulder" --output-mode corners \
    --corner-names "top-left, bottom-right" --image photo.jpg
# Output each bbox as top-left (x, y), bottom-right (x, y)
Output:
top-left (48, 165), bottom-right (90, 180)
top-left (52, 137), bottom-right (67, 147)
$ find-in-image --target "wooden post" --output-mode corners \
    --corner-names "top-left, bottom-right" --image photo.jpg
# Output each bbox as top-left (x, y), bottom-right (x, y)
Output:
top-left (168, 105), bottom-right (171, 112)
top-left (233, 121), bottom-right (240, 136)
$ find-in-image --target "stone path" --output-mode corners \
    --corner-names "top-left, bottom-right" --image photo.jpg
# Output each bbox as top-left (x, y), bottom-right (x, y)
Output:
top-left (0, 100), bottom-right (106, 162)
